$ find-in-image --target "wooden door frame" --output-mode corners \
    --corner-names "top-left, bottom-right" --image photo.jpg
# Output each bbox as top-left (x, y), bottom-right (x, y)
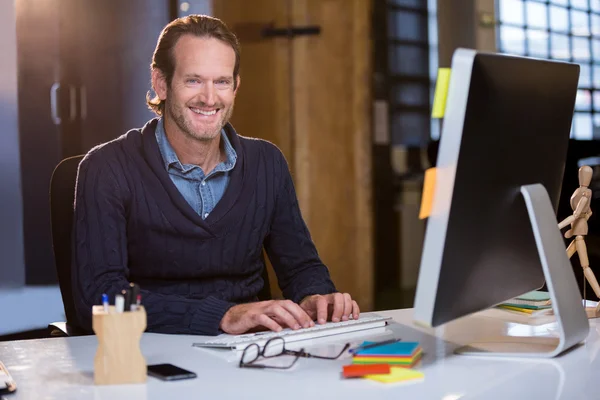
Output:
top-left (291, 0), bottom-right (374, 310)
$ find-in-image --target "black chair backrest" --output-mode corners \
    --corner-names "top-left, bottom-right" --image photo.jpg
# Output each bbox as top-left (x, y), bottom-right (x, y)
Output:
top-left (50, 155), bottom-right (84, 329)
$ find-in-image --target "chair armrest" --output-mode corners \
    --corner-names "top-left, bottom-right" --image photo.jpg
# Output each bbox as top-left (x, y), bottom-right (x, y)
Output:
top-left (48, 322), bottom-right (69, 337)
top-left (48, 321), bottom-right (93, 337)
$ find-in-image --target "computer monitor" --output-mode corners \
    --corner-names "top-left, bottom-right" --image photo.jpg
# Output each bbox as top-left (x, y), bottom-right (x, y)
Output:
top-left (413, 49), bottom-right (589, 357)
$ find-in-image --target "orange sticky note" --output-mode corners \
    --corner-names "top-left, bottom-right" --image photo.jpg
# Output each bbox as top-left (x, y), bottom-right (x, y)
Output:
top-left (342, 364), bottom-right (391, 378)
top-left (419, 167), bottom-right (437, 219)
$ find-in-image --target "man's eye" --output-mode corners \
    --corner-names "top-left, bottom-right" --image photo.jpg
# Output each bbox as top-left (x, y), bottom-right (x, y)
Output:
top-left (187, 79), bottom-right (200, 84)
top-left (216, 80), bottom-right (230, 85)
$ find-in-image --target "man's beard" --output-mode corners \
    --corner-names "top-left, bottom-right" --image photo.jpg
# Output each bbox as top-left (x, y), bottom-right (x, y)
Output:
top-left (167, 99), bottom-right (234, 142)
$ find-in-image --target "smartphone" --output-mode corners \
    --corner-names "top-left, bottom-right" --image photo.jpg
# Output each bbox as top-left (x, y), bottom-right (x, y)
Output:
top-left (147, 364), bottom-right (197, 381)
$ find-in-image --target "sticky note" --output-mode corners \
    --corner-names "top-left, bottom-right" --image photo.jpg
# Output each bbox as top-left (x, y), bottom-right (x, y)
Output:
top-left (353, 354), bottom-right (422, 367)
top-left (365, 367), bottom-right (425, 384)
top-left (419, 168), bottom-right (437, 219)
top-left (342, 364), bottom-right (391, 378)
top-left (432, 68), bottom-right (451, 118)
top-left (353, 358), bottom-right (420, 366)
top-left (354, 341), bottom-right (420, 357)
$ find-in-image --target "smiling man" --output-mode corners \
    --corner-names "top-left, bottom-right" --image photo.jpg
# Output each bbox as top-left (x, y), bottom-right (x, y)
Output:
top-left (71, 15), bottom-right (360, 336)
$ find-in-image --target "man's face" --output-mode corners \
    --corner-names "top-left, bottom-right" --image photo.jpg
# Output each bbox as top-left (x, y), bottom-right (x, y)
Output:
top-left (154, 35), bottom-right (238, 142)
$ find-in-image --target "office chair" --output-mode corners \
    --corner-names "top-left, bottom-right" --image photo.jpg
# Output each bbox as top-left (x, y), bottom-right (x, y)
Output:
top-left (47, 155), bottom-right (273, 337)
top-left (48, 155), bottom-right (88, 336)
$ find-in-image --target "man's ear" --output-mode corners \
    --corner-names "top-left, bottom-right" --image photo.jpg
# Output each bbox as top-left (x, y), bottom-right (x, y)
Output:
top-left (151, 69), bottom-right (168, 101)
top-left (233, 75), bottom-right (241, 95)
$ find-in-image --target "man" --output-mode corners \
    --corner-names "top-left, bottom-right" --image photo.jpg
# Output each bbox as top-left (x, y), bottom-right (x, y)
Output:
top-left (72, 15), bottom-right (360, 336)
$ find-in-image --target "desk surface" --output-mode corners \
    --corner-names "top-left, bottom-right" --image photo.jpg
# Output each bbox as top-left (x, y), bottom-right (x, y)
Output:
top-left (1, 308), bottom-right (599, 400)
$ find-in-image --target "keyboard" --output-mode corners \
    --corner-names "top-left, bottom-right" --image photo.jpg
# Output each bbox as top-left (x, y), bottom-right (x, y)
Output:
top-left (193, 314), bottom-right (391, 350)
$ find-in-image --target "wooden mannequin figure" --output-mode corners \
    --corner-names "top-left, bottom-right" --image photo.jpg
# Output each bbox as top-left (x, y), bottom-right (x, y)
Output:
top-left (558, 165), bottom-right (600, 314)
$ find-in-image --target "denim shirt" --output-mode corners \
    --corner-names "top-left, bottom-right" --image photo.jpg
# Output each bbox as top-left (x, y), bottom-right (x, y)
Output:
top-left (155, 119), bottom-right (237, 219)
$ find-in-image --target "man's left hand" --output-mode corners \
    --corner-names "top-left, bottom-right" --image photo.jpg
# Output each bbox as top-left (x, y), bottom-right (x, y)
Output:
top-left (299, 293), bottom-right (360, 325)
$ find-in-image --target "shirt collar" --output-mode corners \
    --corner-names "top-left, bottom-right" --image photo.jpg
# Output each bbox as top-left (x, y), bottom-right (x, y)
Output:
top-left (219, 126), bottom-right (237, 172)
top-left (155, 118), bottom-right (181, 171)
top-left (155, 118), bottom-right (237, 173)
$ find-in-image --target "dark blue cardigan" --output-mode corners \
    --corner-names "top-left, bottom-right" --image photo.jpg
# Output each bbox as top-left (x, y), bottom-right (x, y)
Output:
top-left (72, 119), bottom-right (336, 335)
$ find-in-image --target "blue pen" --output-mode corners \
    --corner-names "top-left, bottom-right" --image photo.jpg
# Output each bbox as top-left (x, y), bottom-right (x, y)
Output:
top-left (102, 293), bottom-right (109, 313)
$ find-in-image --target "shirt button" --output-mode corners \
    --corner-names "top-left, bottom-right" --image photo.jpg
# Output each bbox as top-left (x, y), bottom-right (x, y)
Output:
top-left (201, 181), bottom-right (206, 186)
top-left (204, 213), bottom-right (209, 218)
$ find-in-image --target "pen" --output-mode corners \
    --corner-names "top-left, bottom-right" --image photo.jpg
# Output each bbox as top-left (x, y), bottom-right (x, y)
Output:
top-left (129, 283), bottom-right (140, 311)
top-left (348, 338), bottom-right (402, 354)
top-left (102, 293), bottom-right (109, 313)
top-left (115, 294), bottom-right (125, 313)
top-left (122, 289), bottom-right (131, 312)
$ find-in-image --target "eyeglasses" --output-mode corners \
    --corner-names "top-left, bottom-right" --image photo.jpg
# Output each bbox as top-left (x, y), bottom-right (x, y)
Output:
top-left (239, 337), bottom-right (350, 370)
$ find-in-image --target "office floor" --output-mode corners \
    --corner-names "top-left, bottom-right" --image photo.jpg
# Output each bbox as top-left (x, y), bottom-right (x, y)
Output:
top-left (0, 285), bottom-right (64, 340)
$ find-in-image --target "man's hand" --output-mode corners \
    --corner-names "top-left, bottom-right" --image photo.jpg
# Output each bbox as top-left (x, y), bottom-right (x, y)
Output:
top-left (300, 293), bottom-right (360, 325)
top-left (219, 300), bottom-right (315, 335)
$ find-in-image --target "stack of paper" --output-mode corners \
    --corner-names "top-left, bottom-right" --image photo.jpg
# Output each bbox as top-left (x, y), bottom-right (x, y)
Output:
top-left (352, 341), bottom-right (422, 368)
top-left (342, 341), bottom-right (424, 384)
top-left (496, 290), bottom-right (552, 316)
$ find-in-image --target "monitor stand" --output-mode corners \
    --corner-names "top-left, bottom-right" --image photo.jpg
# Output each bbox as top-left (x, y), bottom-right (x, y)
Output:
top-left (455, 183), bottom-right (590, 358)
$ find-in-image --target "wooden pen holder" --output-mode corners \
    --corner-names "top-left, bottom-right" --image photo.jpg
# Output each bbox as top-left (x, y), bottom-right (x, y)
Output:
top-left (92, 305), bottom-right (147, 385)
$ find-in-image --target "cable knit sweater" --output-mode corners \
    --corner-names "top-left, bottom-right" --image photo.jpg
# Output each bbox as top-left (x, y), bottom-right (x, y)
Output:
top-left (72, 119), bottom-right (336, 335)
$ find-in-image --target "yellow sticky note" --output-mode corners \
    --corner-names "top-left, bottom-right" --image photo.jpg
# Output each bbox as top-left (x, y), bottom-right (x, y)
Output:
top-left (431, 68), bottom-right (451, 118)
top-left (419, 167), bottom-right (437, 219)
top-left (365, 367), bottom-right (424, 384)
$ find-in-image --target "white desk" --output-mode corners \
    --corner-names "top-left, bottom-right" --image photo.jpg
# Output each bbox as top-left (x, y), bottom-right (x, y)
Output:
top-left (1, 308), bottom-right (599, 400)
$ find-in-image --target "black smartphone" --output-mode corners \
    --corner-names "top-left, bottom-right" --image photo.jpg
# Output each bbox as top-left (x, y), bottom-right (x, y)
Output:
top-left (147, 364), bottom-right (197, 381)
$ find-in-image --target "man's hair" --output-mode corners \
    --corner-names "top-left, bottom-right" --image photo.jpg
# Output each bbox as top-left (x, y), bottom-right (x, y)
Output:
top-left (146, 15), bottom-right (240, 116)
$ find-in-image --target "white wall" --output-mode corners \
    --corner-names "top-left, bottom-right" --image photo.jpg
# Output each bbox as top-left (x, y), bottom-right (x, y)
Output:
top-left (0, 0), bottom-right (25, 287)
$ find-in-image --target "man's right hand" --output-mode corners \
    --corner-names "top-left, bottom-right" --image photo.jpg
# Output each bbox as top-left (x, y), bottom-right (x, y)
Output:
top-left (219, 300), bottom-right (315, 335)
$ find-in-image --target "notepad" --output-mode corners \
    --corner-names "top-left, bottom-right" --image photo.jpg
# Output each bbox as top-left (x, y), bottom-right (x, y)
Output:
top-left (419, 167), bottom-right (437, 220)
top-left (353, 341), bottom-right (422, 366)
top-left (497, 304), bottom-right (552, 315)
top-left (365, 367), bottom-right (425, 384)
top-left (354, 341), bottom-right (420, 357)
top-left (500, 303), bottom-right (551, 310)
top-left (431, 68), bottom-right (451, 118)
top-left (342, 364), bottom-right (391, 378)
top-left (500, 291), bottom-right (551, 311)
top-left (352, 357), bottom-right (421, 366)
top-left (512, 290), bottom-right (551, 304)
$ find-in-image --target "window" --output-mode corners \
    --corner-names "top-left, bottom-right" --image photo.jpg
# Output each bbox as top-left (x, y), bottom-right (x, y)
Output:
top-left (387, 0), bottom-right (433, 146)
top-left (497, 0), bottom-right (600, 140)
top-left (428, 0), bottom-right (440, 140)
